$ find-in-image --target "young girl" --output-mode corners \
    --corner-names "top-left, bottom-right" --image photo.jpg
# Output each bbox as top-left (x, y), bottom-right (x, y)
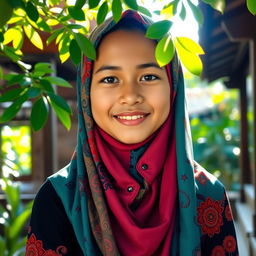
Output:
top-left (26, 10), bottom-right (239, 256)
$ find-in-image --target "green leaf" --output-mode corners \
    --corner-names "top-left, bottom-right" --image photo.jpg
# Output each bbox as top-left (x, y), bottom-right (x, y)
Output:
top-left (39, 79), bottom-right (54, 92)
top-left (0, 88), bottom-right (24, 102)
top-left (89, 0), bottom-right (100, 9)
top-left (46, 28), bottom-right (64, 45)
top-left (58, 33), bottom-right (70, 63)
top-left (3, 46), bottom-right (21, 62)
top-left (97, 2), bottom-right (108, 25)
top-left (20, 76), bottom-right (32, 87)
top-left (34, 62), bottom-right (53, 76)
top-left (68, 6), bottom-right (85, 21)
top-left (202, 0), bottom-right (225, 14)
top-left (0, 94), bottom-right (27, 123)
top-left (75, 0), bottom-right (86, 9)
top-left (175, 39), bottom-right (203, 76)
top-left (138, 6), bottom-right (152, 17)
top-left (50, 100), bottom-right (71, 130)
top-left (180, 3), bottom-right (186, 21)
top-left (74, 33), bottom-right (96, 60)
top-left (146, 20), bottom-right (172, 39)
top-left (30, 97), bottom-right (49, 131)
top-left (23, 24), bottom-right (43, 50)
top-left (112, 0), bottom-right (122, 23)
top-left (10, 236), bottom-right (27, 255)
top-left (247, 0), bottom-right (256, 15)
top-left (47, 92), bottom-right (72, 114)
top-left (155, 36), bottom-right (175, 67)
top-left (4, 178), bottom-right (20, 218)
top-left (0, 236), bottom-right (6, 256)
top-left (176, 37), bottom-right (204, 54)
top-left (13, 29), bottom-right (23, 50)
top-left (123, 0), bottom-right (138, 10)
top-left (25, 1), bottom-right (39, 22)
top-left (153, 10), bottom-right (161, 15)
top-left (8, 207), bottom-right (32, 240)
top-left (27, 87), bottom-right (41, 98)
top-left (0, 0), bottom-right (13, 28)
top-left (3, 27), bottom-right (23, 49)
top-left (187, 0), bottom-right (204, 25)
top-left (69, 39), bottom-right (81, 65)
top-left (44, 76), bottom-right (73, 88)
top-left (37, 18), bottom-right (51, 32)
top-left (9, 0), bottom-right (25, 8)
top-left (49, 0), bottom-right (61, 5)
top-left (3, 73), bottom-right (23, 85)
top-left (0, 32), bottom-right (4, 43)
top-left (66, 24), bottom-right (84, 29)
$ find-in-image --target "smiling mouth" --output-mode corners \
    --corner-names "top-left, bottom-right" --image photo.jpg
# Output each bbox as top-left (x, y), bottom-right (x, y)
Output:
top-left (113, 113), bottom-right (149, 126)
top-left (116, 115), bottom-right (145, 120)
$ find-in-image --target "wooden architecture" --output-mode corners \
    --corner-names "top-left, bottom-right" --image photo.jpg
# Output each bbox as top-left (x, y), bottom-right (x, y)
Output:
top-left (199, 0), bottom-right (256, 254)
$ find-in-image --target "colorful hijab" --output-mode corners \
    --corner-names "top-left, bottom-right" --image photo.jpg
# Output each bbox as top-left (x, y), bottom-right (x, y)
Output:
top-left (49, 10), bottom-right (212, 256)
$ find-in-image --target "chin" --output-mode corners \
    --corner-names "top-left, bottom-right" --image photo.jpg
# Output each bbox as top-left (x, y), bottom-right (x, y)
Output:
top-left (116, 135), bottom-right (148, 145)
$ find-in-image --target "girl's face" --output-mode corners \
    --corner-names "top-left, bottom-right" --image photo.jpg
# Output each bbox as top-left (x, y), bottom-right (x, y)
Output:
top-left (90, 30), bottom-right (170, 144)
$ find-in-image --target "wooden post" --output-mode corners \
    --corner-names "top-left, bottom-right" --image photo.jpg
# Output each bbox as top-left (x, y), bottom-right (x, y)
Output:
top-left (239, 78), bottom-right (251, 202)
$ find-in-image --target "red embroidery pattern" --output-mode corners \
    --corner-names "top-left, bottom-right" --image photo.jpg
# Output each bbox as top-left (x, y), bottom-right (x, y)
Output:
top-left (225, 205), bottom-right (233, 221)
top-left (197, 197), bottom-right (224, 237)
top-left (87, 131), bottom-right (100, 163)
top-left (82, 58), bottom-right (92, 83)
top-left (223, 235), bottom-right (237, 253)
top-left (26, 233), bottom-right (68, 256)
top-left (211, 245), bottom-right (225, 256)
top-left (195, 171), bottom-right (208, 186)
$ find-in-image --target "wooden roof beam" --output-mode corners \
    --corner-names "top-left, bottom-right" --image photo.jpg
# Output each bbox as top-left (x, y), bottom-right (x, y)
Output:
top-left (222, 11), bottom-right (256, 41)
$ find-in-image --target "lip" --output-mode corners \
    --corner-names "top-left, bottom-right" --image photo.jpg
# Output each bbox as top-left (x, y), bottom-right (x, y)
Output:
top-left (113, 111), bottom-right (149, 126)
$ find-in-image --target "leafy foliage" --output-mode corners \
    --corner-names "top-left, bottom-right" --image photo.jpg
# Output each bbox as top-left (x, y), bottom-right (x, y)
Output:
top-left (247, 0), bottom-right (256, 15)
top-left (1, 125), bottom-right (31, 177)
top-left (190, 84), bottom-right (240, 190)
top-left (0, 0), bottom-right (254, 131)
top-left (1, 62), bottom-right (72, 131)
top-left (0, 176), bottom-right (33, 256)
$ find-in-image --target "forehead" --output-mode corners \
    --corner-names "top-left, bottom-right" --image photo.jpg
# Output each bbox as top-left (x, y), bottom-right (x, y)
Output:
top-left (95, 30), bottom-right (157, 63)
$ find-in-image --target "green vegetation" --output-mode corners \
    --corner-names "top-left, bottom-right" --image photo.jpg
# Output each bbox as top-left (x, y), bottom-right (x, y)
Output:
top-left (188, 80), bottom-right (240, 190)
top-left (0, 177), bottom-right (33, 256)
top-left (0, 0), bottom-right (255, 131)
top-left (1, 125), bottom-right (31, 177)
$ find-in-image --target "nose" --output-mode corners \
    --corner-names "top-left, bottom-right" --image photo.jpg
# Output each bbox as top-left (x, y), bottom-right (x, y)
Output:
top-left (119, 81), bottom-right (143, 105)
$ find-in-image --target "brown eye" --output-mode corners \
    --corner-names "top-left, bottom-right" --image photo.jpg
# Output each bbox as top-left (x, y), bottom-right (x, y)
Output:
top-left (101, 76), bottom-right (119, 83)
top-left (141, 74), bottom-right (159, 81)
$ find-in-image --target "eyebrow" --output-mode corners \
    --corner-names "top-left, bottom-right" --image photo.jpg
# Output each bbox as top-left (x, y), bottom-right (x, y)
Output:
top-left (94, 62), bottom-right (163, 74)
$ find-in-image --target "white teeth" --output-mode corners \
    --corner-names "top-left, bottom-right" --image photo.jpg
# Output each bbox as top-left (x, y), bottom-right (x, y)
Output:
top-left (116, 115), bottom-right (144, 120)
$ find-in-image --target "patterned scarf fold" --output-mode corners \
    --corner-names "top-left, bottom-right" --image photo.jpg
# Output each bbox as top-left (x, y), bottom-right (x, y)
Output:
top-left (49, 10), bottom-right (202, 255)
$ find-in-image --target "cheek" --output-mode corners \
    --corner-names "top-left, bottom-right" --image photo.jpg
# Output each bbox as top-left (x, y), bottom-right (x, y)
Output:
top-left (152, 86), bottom-right (171, 115)
top-left (90, 89), bottom-right (113, 119)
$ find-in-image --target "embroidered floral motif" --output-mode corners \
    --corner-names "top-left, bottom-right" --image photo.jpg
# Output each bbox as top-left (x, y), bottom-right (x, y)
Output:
top-left (82, 58), bottom-right (92, 83)
top-left (195, 171), bottom-right (208, 186)
top-left (197, 197), bottom-right (224, 237)
top-left (181, 174), bottom-right (188, 181)
top-left (223, 235), bottom-right (237, 253)
top-left (88, 132), bottom-right (100, 163)
top-left (97, 163), bottom-right (113, 191)
top-left (211, 245), bottom-right (225, 256)
top-left (26, 233), bottom-right (68, 256)
top-left (225, 205), bottom-right (233, 221)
